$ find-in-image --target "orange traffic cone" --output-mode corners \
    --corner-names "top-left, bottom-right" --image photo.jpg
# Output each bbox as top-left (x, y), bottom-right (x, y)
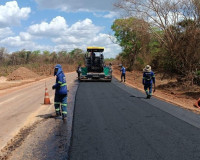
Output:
top-left (44, 87), bottom-right (50, 105)
top-left (194, 98), bottom-right (200, 108)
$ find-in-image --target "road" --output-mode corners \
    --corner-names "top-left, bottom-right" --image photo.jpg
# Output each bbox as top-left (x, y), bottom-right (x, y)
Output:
top-left (1, 76), bottom-right (200, 160)
top-left (70, 78), bottom-right (200, 160)
top-left (0, 72), bottom-right (78, 159)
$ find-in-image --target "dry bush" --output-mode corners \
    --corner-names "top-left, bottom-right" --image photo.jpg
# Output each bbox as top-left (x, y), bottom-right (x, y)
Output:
top-left (0, 63), bottom-right (77, 77)
top-left (115, 0), bottom-right (200, 84)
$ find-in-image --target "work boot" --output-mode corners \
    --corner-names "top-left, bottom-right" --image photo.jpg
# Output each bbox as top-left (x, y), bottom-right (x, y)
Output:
top-left (56, 111), bottom-right (61, 116)
top-left (62, 113), bottom-right (67, 120)
top-left (124, 79), bottom-right (126, 82)
top-left (149, 95), bottom-right (152, 99)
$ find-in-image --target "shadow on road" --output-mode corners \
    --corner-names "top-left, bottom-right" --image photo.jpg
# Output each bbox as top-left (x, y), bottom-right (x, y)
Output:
top-left (36, 113), bottom-right (55, 119)
top-left (130, 95), bottom-right (145, 99)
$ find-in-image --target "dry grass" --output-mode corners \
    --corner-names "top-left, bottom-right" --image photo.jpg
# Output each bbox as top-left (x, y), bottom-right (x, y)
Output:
top-left (0, 64), bottom-right (76, 90)
top-left (0, 64), bottom-right (76, 77)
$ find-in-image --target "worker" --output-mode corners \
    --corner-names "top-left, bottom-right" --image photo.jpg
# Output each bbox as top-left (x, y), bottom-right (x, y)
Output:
top-left (109, 63), bottom-right (113, 73)
top-left (76, 64), bottom-right (82, 80)
top-left (52, 64), bottom-right (68, 119)
top-left (120, 65), bottom-right (126, 82)
top-left (91, 52), bottom-right (95, 66)
top-left (143, 65), bottom-right (156, 99)
top-left (100, 53), bottom-right (104, 60)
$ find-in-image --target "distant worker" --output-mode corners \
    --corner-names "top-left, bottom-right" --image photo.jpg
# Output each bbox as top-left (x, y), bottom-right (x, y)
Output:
top-left (100, 53), bottom-right (104, 60)
top-left (91, 52), bottom-right (95, 65)
top-left (120, 65), bottom-right (126, 82)
top-left (143, 65), bottom-right (156, 99)
top-left (109, 63), bottom-right (112, 73)
top-left (52, 64), bottom-right (68, 119)
top-left (76, 64), bottom-right (82, 80)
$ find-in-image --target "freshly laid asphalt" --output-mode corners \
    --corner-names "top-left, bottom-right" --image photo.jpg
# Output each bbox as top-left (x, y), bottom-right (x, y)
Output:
top-left (69, 78), bottom-right (200, 160)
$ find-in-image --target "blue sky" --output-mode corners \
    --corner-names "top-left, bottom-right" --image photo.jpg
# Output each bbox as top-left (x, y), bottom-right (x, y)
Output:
top-left (0, 0), bottom-right (122, 58)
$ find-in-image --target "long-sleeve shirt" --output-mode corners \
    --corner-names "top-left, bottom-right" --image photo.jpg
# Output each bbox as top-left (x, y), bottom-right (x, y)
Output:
top-left (143, 71), bottom-right (155, 85)
top-left (121, 67), bottom-right (126, 74)
top-left (53, 64), bottom-right (68, 95)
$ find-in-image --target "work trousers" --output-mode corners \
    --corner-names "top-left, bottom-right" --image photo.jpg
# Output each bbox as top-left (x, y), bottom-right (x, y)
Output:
top-left (121, 73), bottom-right (126, 82)
top-left (144, 84), bottom-right (153, 96)
top-left (78, 72), bottom-right (80, 79)
top-left (54, 94), bottom-right (67, 116)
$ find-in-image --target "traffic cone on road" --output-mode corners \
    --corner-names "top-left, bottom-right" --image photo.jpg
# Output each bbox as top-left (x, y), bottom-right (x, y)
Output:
top-left (194, 98), bottom-right (200, 108)
top-left (44, 87), bottom-right (50, 105)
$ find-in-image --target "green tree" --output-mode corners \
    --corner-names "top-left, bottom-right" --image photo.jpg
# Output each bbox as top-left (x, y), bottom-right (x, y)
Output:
top-left (50, 52), bottom-right (57, 63)
top-left (0, 47), bottom-right (7, 65)
top-left (30, 50), bottom-right (41, 63)
top-left (69, 48), bottom-right (85, 65)
top-left (111, 17), bottom-right (150, 70)
top-left (115, 0), bottom-right (200, 84)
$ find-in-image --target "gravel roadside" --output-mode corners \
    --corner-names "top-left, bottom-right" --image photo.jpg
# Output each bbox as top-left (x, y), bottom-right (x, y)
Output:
top-left (0, 72), bottom-right (78, 160)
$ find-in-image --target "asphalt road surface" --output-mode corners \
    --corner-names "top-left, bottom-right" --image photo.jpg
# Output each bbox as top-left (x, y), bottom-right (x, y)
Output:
top-left (69, 78), bottom-right (200, 160)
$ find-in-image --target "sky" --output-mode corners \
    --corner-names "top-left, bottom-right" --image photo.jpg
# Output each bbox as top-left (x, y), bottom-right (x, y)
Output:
top-left (0, 0), bottom-right (122, 58)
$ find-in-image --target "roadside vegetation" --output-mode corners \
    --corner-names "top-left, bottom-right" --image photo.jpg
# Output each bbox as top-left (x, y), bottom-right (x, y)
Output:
top-left (0, 48), bottom-right (85, 76)
top-left (112, 0), bottom-right (200, 86)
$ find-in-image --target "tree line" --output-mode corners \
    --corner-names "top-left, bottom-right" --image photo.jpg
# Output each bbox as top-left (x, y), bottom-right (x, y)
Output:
top-left (112, 0), bottom-right (200, 85)
top-left (0, 48), bottom-right (85, 76)
top-left (0, 48), bottom-right (85, 66)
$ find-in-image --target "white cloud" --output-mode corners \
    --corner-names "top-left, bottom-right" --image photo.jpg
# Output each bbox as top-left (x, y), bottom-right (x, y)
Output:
top-left (0, 1), bottom-right (31, 27)
top-left (0, 16), bottom-right (121, 58)
top-left (0, 36), bottom-right (34, 48)
top-left (0, 35), bottom-right (53, 52)
top-left (50, 18), bottom-right (103, 46)
top-left (93, 11), bottom-right (119, 19)
top-left (103, 12), bottom-right (118, 18)
top-left (28, 16), bottom-right (68, 37)
top-left (19, 32), bottom-right (32, 41)
top-left (0, 27), bottom-right (13, 39)
top-left (51, 33), bottom-right (121, 58)
top-left (35, 0), bottom-right (117, 12)
top-left (68, 19), bottom-right (102, 37)
top-left (27, 17), bottom-right (103, 41)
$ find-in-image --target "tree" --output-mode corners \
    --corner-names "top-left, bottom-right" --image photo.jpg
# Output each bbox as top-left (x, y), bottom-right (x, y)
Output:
top-left (115, 0), bottom-right (200, 84)
top-left (30, 50), bottom-right (41, 63)
top-left (111, 17), bottom-right (150, 70)
top-left (0, 47), bottom-right (7, 65)
top-left (172, 19), bottom-right (200, 84)
top-left (69, 48), bottom-right (85, 65)
top-left (0, 47), bottom-right (85, 69)
top-left (57, 51), bottom-right (67, 64)
top-left (50, 52), bottom-right (57, 63)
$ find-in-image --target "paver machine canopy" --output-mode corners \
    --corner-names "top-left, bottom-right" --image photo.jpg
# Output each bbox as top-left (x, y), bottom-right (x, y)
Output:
top-left (86, 47), bottom-right (104, 72)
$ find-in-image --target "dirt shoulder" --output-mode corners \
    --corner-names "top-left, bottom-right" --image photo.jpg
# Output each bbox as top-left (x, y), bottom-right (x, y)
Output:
top-left (113, 66), bottom-right (200, 114)
top-left (0, 72), bottom-right (74, 96)
top-left (0, 77), bottom-right (47, 90)
top-left (0, 66), bottom-right (48, 91)
top-left (0, 65), bottom-right (76, 91)
top-left (0, 72), bottom-right (78, 160)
